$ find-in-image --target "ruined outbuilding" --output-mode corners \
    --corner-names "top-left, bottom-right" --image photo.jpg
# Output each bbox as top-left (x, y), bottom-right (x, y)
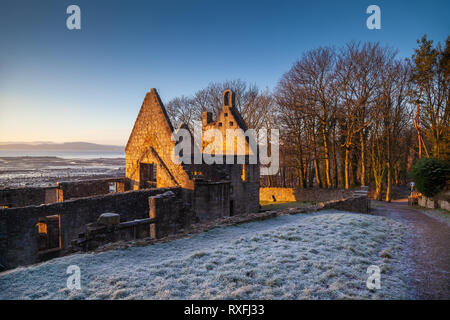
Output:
top-left (125, 88), bottom-right (260, 217)
top-left (0, 88), bottom-right (260, 270)
top-left (0, 88), bottom-right (370, 272)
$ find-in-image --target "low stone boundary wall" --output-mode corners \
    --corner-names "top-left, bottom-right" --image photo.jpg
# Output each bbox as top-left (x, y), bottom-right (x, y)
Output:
top-left (0, 186), bottom-right (370, 271)
top-left (0, 187), bottom-right (179, 270)
top-left (260, 187), bottom-right (353, 203)
top-left (320, 195), bottom-right (370, 213)
top-left (75, 193), bottom-right (371, 256)
top-left (148, 190), bottom-right (369, 241)
top-left (418, 195), bottom-right (450, 211)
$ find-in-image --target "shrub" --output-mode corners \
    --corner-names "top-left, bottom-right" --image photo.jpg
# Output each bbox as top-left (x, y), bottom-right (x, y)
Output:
top-left (409, 158), bottom-right (450, 197)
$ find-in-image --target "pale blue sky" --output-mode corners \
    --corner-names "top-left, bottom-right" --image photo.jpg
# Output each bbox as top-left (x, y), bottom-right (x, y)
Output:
top-left (0, 0), bottom-right (448, 145)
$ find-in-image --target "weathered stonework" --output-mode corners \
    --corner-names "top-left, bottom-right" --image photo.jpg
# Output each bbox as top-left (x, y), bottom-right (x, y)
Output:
top-left (69, 215), bottom-right (155, 252)
top-left (320, 196), bottom-right (370, 213)
top-left (0, 89), bottom-right (263, 271)
top-left (0, 187), bottom-right (58, 208)
top-left (125, 89), bottom-right (194, 191)
top-left (0, 187), bottom-right (179, 270)
top-left (0, 177), bottom-right (129, 209)
top-left (193, 180), bottom-right (230, 221)
top-left (57, 178), bottom-right (129, 201)
top-left (260, 187), bottom-right (354, 203)
top-left (149, 190), bottom-right (194, 238)
top-left (418, 195), bottom-right (450, 211)
top-left (125, 88), bottom-right (260, 217)
top-left (259, 187), bottom-right (370, 214)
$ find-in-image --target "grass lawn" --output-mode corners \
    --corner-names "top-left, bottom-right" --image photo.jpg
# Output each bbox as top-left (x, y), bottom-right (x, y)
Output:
top-left (0, 210), bottom-right (408, 299)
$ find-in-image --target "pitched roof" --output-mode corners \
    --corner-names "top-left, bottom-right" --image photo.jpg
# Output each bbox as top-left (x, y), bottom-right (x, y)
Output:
top-left (228, 106), bottom-right (248, 131)
top-left (125, 88), bottom-right (173, 152)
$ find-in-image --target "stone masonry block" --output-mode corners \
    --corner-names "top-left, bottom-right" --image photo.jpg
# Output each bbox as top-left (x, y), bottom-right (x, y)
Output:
top-left (97, 213), bottom-right (120, 226)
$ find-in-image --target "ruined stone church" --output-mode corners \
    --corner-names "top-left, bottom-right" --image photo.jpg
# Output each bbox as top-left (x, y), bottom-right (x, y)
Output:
top-left (0, 88), bottom-right (260, 270)
top-left (125, 88), bottom-right (260, 218)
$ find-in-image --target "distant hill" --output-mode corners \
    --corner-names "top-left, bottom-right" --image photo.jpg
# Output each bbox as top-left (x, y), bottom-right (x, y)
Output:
top-left (0, 142), bottom-right (124, 152)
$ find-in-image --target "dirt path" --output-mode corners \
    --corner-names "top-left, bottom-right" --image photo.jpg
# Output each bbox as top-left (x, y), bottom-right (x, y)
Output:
top-left (372, 199), bottom-right (450, 299)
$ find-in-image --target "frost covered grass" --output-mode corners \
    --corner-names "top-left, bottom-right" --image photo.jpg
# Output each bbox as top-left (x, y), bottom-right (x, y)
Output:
top-left (0, 211), bottom-right (409, 300)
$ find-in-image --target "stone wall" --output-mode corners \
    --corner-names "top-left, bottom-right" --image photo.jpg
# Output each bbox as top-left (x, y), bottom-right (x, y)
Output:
top-left (0, 186), bottom-right (58, 208)
top-left (149, 190), bottom-right (194, 238)
top-left (230, 163), bottom-right (260, 215)
top-left (0, 187), bottom-right (179, 270)
top-left (0, 177), bottom-right (129, 208)
top-left (70, 214), bottom-right (155, 252)
top-left (193, 180), bottom-right (230, 221)
top-left (321, 195), bottom-right (370, 213)
top-left (71, 190), bottom-right (194, 251)
top-left (260, 187), bottom-right (353, 203)
top-left (418, 194), bottom-right (450, 211)
top-left (187, 161), bottom-right (260, 216)
top-left (1, 183), bottom-right (371, 271)
top-left (57, 177), bottom-right (129, 201)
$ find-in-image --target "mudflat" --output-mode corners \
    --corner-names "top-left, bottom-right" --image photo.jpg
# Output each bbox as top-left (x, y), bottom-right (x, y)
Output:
top-left (0, 156), bottom-right (125, 188)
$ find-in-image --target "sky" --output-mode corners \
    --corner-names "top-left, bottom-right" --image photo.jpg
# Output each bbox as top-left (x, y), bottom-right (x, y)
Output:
top-left (0, 0), bottom-right (448, 146)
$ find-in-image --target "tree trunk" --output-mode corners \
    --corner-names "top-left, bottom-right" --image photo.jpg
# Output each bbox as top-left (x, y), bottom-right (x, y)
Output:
top-left (394, 164), bottom-right (399, 185)
top-left (344, 147), bottom-right (350, 189)
top-left (314, 157), bottom-right (321, 188)
top-left (297, 147), bottom-right (305, 189)
top-left (339, 145), bottom-right (346, 188)
top-left (312, 133), bottom-right (322, 187)
top-left (322, 126), bottom-right (331, 188)
top-left (386, 164), bottom-right (391, 202)
top-left (350, 151), bottom-right (358, 188)
top-left (332, 143), bottom-right (338, 188)
top-left (374, 182), bottom-right (383, 201)
top-left (308, 165), bottom-right (314, 188)
top-left (385, 130), bottom-right (392, 203)
top-left (371, 139), bottom-right (384, 201)
top-left (360, 130), bottom-right (366, 186)
top-left (414, 94), bottom-right (423, 159)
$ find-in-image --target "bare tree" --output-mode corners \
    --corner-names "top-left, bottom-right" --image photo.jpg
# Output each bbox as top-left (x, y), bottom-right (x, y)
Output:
top-left (377, 58), bottom-right (412, 201)
top-left (166, 79), bottom-right (275, 132)
top-left (166, 96), bottom-right (200, 129)
top-left (335, 42), bottom-right (386, 189)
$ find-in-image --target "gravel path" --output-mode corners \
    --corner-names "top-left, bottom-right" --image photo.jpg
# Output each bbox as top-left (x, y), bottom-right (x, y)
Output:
top-left (372, 199), bottom-right (450, 299)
